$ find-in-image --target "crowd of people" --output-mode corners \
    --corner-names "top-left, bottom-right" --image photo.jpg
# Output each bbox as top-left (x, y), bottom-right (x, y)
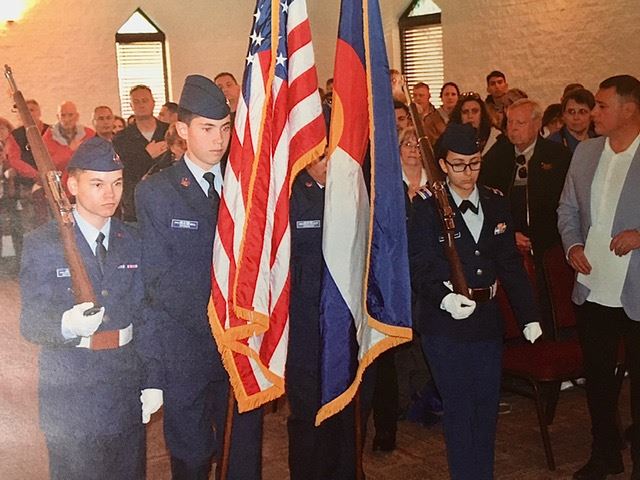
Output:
top-left (1, 66), bottom-right (639, 480)
top-left (389, 71), bottom-right (640, 480)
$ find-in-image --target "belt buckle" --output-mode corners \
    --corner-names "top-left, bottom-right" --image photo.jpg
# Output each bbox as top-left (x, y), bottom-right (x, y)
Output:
top-left (90, 330), bottom-right (120, 350)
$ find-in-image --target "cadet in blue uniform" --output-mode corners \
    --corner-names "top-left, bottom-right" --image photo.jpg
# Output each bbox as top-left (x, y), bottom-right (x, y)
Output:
top-left (135, 75), bottom-right (262, 480)
top-left (287, 153), bottom-right (360, 479)
top-left (20, 137), bottom-right (154, 480)
top-left (408, 123), bottom-right (542, 480)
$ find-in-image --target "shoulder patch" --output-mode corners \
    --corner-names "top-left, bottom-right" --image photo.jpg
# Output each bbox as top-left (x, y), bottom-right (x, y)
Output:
top-left (416, 185), bottom-right (432, 200)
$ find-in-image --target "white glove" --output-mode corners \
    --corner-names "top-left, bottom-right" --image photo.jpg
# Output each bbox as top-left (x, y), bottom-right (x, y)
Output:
top-left (440, 293), bottom-right (476, 320)
top-left (523, 322), bottom-right (543, 343)
top-left (61, 302), bottom-right (105, 339)
top-left (141, 388), bottom-right (163, 424)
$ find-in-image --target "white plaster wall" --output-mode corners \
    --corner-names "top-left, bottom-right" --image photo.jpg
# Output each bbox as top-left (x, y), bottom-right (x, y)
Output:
top-left (440, 0), bottom-right (640, 105)
top-left (0, 0), bottom-right (638, 125)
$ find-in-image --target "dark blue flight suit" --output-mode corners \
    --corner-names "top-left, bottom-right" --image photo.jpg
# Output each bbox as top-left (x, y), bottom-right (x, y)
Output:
top-left (20, 219), bottom-right (146, 480)
top-left (408, 186), bottom-right (538, 480)
top-left (135, 158), bottom-right (262, 480)
top-left (287, 169), bottom-right (360, 480)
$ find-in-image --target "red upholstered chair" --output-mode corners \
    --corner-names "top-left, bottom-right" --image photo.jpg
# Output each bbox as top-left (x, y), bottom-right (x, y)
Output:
top-left (500, 248), bottom-right (584, 470)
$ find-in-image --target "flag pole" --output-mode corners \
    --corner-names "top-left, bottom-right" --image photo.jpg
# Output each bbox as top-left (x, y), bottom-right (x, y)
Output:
top-left (217, 387), bottom-right (236, 480)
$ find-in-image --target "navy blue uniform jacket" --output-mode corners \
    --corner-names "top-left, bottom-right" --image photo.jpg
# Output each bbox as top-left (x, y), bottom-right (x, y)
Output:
top-left (408, 186), bottom-right (538, 340)
top-left (288, 170), bottom-right (324, 376)
top-left (134, 158), bottom-right (225, 388)
top-left (20, 218), bottom-right (146, 437)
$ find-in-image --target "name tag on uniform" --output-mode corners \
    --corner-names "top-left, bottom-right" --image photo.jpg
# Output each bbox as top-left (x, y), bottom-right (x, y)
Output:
top-left (117, 263), bottom-right (139, 270)
top-left (56, 268), bottom-right (70, 278)
top-left (494, 222), bottom-right (507, 235)
top-left (296, 220), bottom-right (321, 229)
top-left (171, 219), bottom-right (199, 230)
top-left (438, 232), bottom-right (461, 243)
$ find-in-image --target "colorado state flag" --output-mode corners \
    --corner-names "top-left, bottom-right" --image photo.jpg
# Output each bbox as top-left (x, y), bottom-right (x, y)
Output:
top-left (316, 0), bottom-right (413, 424)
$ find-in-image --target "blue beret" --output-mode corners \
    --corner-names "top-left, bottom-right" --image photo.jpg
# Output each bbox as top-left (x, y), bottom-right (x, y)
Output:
top-left (67, 137), bottom-right (123, 171)
top-left (179, 74), bottom-right (230, 120)
top-left (438, 123), bottom-right (480, 157)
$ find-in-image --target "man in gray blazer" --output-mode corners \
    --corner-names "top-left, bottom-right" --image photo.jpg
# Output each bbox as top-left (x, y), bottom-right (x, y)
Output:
top-left (558, 74), bottom-right (640, 480)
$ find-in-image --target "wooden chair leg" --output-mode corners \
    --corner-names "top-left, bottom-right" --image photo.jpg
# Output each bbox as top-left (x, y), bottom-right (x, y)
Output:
top-left (531, 381), bottom-right (556, 470)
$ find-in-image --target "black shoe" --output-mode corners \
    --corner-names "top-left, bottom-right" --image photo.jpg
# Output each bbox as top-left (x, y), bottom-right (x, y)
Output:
top-left (372, 433), bottom-right (396, 452)
top-left (572, 456), bottom-right (624, 480)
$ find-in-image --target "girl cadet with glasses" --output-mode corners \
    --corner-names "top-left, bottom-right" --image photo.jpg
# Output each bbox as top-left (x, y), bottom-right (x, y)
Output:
top-left (408, 123), bottom-right (542, 480)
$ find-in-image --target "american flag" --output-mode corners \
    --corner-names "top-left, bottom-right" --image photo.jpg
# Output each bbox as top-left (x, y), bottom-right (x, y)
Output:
top-left (209, 0), bottom-right (326, 412)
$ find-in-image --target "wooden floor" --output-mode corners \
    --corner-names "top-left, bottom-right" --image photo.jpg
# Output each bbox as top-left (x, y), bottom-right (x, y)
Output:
top-left (0, 262), bottom-right (633, 479)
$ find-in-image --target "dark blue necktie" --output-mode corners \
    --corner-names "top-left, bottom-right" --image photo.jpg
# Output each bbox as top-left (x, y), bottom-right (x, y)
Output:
top-left (203, 172), bottom-right (220, 204)
top-left (95, 232), bottom-right (107, 275)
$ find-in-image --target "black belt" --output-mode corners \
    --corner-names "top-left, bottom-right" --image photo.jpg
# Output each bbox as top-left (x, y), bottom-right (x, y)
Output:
top-left (469, 282), bottom-right (497, 303)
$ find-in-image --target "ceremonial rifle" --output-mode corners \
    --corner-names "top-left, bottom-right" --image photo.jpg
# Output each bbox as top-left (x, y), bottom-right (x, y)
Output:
top-left (402, 82), bottom-right (470, 297)
top-left (5, 65), bottom-right (100, 312)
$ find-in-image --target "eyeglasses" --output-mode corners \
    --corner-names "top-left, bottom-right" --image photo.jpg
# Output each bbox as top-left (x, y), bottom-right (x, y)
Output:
top-left (445, 159), bottom-right (482, 172)
top-left (515, 155), bottom-right (528, 179)
top-left (401, 141), bottom-right (420, 150)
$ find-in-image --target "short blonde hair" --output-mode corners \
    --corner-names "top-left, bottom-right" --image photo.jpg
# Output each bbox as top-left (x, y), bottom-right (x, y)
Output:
top-left (398, 127), bottom-right (417, 146)
top-left (508, 98), bottom-right (542, 122)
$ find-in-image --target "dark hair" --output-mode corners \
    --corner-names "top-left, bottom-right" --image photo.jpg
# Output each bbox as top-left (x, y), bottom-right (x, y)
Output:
top-left (113, 115), bottom-right (125, 125)
top-left (129, 84), bottom-right (153, 96)
top-left (214, 72), bottom-right (238, 84)
top-left (561, 88), bottom-right (595, 112)
top-left (440, 82), bottom-right (460, 98)
top-left (177, 106), bottom-right (198, 125)
top-left (541, 103), bottom-right (562, 127)
top-left (413, 82), bottom-right (429, 91)
top-left (562, 83), bottom-right (584, 99)
top-left (486, 70), bottom-right (506, 84)
top-left (162, 101), bottom-right (179, 113)
top-left (450, 95), bottom-right (492, 146)
top-left (393, 100), bottom-right (409, 114)
top-left (165, 123), bottom-right (185, 147)
top-left (599, 75), bottom-right (640, 105)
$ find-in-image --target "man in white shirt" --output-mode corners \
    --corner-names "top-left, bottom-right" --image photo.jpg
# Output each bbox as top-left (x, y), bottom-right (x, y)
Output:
top-left (558, 74), bottom-right (640, 480)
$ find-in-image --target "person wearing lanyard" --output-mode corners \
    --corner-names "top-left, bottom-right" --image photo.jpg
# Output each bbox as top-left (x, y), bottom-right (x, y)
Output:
top-left (408, 123), bottom-right (542, 480)
top-left (20, 137), bottom-right (153, 479)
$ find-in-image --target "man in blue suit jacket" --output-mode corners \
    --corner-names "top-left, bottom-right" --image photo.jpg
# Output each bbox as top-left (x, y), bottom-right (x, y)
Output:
top-left (20, 137), bottom-right (154, 479)
top-left (135, 75), bottom-right (262, 480)
top-left (558, 75), bottom-right (640, 480)
top-left (409, 123), bottom-right (542, 480)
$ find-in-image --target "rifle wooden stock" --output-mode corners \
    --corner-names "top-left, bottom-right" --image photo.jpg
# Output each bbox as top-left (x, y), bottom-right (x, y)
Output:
top-left (5, 65), bottom-right (98, 306)
top-left (404, 92), bottom-right (470, 297)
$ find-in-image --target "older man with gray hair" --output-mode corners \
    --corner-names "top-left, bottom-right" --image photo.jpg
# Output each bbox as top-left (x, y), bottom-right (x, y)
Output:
top-left (480, 98), bottom-right (572, 334)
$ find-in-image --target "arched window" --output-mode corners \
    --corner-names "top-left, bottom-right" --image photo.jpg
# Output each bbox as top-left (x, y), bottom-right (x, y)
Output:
top-left (115, 9), bottom-right (168, 118)
top-left (399, 0), bottom-right (443, 106)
